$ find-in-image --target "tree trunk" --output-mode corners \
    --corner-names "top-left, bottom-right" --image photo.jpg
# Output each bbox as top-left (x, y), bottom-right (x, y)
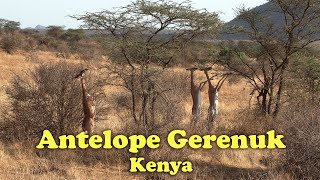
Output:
top-left (257, 90), bottom-right (268, 115)
top-left (261, 92), bottom-right (267, 114)
top-left (130, 74), bottom-right (138, 124)
top-left (267, 77), bottom-right (275, 115)
top-left (274, 62), bottom-right (288, 117)
top-left (267, 90), bottom-right (273, 115)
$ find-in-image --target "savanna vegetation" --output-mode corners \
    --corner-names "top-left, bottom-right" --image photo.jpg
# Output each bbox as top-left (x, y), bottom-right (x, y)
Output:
top-left (0, 0), bottom-right (319, 179)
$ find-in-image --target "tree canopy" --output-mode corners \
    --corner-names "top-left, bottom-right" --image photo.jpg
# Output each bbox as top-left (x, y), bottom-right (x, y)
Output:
top-left (0, 19), bottom-right (20, 33)
top-left (73, 0), bottom-right (222, 131)
top-left (219, 0), bottom-right (320, 116)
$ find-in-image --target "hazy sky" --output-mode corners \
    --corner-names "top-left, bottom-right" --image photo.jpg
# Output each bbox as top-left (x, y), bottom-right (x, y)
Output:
top-left (0, 0), bottom-right (267, 28)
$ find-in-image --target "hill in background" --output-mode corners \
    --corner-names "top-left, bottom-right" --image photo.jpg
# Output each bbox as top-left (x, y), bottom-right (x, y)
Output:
top-left (221, 1), bottom-right (284, 40)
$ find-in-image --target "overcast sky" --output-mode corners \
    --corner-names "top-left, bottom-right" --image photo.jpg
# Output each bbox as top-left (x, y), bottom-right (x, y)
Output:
top-left (0, 0), bottom-right (267, 28)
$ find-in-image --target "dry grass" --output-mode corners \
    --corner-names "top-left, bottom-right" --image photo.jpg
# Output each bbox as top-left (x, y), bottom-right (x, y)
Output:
top-left (0, 51), bottom-right (289, 179)
top-left (0, 143), bottom-right (141, 180)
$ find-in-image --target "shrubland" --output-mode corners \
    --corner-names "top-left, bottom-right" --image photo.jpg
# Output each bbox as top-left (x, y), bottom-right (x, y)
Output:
top-left (0, 0), bottom-right (319, 179)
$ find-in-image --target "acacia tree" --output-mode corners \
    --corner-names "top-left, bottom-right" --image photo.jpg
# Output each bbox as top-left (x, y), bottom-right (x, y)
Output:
top-left (0, 19), bottom-right (21, 54)
top-left (46, 26), bottom-right (64, 39)
top-left (220, 0), bottom-right (320, 116)
top-left (287, 50), bottom-right (320, 101)
top-left (0, 19), bottom-right (20, 34)
top-left (74, 0), bottom-right (221, 132)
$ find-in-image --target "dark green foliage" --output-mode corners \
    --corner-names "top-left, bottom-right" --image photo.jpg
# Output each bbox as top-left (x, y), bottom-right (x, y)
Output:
top-left (73, 0), bottom-right (221, 65)
top-left (46, 26), bottom-right (64, 38)
top-left (0, 34), bottom-right (21, 54)
top-left (287, 51), bottom-right (320, 100)
top-left (62, 29), bottom-right (85, 42)
top-left (0, 18), bottom-right (20, 34)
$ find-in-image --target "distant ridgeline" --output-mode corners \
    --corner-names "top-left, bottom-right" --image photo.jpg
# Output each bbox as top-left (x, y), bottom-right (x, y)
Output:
top-left (219, 1), bottom-right (320, 40)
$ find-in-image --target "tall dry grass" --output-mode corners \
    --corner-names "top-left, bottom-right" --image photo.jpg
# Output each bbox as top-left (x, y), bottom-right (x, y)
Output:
top-left (0, 51), bottom-right (317, 179)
